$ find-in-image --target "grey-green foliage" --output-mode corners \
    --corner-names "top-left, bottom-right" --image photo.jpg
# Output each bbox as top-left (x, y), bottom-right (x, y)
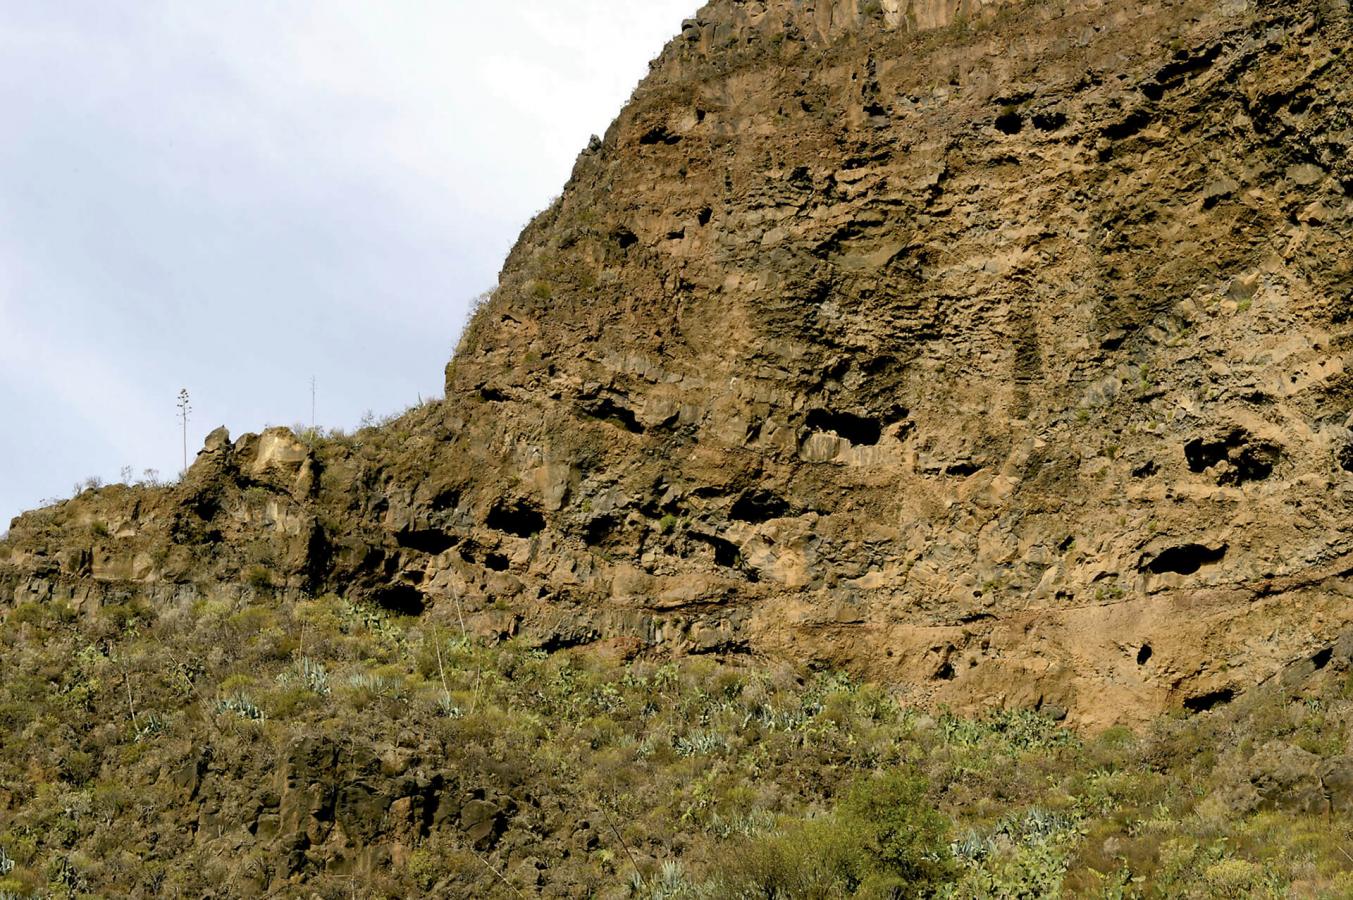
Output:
top-left (674, 731), bottom-right (729, 757)
top-left (346, 672), bottom-right (402, 698)
top-left (631, 861), bottom-right (715, 900)
top-left (216, 694), bottom-right (264, 721)
top-left (705, 809), bottom-right (776, 840)
top-left (943, 806), bottom-right (1083, 899)
top-left (938, 707), bottom-right (1081, 754)
top-left (436, 692), bottom-right (462, 718)
top-left (134, 712), bottom-right (165, 742)
top-left (299, 657), bottom-right (330, 696)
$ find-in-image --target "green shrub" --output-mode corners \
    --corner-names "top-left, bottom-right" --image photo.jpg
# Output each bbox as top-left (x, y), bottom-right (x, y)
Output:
top-left (243, 565), bottom-right (273, 591)
top-left (4, 567), bottom-right (1353, 897)
top-left (720, 769), bottom-right (952, 896)
top-left (843, 772), bottom-right (953, 886)
top-left (722, 815), bottom-right (872, 897)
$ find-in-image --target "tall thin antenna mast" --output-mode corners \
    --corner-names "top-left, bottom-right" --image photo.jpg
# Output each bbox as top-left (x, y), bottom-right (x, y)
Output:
top-left (311, 376), bottom-right (316, 430)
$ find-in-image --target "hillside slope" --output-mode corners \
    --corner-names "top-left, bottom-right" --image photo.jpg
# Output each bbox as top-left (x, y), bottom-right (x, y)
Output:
top-left (3, 0), bottom-right (1353, 895)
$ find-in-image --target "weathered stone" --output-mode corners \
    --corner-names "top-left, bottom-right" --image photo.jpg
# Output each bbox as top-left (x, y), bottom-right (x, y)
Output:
top-left (460, 799), bottom-right (506, 850)
top-left (1249, 741), bottom-right (1329, 816)
top-left (335, 780), bottom-right (390, 843)
top-left (203, 425), bottom-right (232, 454)
top-left (0, 0), bottom-right (1350, 735)
top-left (1323, 757), bottom-right (1353, 814)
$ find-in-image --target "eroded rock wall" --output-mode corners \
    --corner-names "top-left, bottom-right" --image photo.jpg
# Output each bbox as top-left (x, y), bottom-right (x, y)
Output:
top-left (3, 0), bottom-right (1351, 727)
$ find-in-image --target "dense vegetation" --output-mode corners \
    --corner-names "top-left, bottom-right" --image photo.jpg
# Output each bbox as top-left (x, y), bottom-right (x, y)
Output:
top-left (0, 587), bottom-right (1351, 898)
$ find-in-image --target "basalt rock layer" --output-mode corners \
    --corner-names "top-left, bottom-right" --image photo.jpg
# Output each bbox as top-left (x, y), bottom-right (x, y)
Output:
top-left (4, 0), bottom-right (1352, 728)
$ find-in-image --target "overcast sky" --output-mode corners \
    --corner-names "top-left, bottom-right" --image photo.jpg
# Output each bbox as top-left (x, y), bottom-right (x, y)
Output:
top-left (0, 1), bottom-right (695, 530)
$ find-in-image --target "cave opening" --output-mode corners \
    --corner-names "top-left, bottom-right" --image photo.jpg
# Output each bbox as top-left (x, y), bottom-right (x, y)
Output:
top-left (730, 489), bottom-right (790, 523)
top-left (1144, 543), bottom-right (1227, 576)
top-left (487, 501), bottom-right (546, 538)
top-left (1183, 687), bottom-right (1235, 713)
top-left (805, 409), bottom-right (883, 446)
top-left (373, 584), bottom-right (426, 617)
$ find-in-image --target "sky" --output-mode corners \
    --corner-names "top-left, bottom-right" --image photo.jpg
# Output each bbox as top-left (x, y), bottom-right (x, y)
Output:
top-left (0, 0), bottom-right (696, 531)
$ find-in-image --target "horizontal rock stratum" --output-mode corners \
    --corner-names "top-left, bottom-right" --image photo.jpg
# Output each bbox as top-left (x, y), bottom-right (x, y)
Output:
top-left (3, 0), bottom-right (1351, 728)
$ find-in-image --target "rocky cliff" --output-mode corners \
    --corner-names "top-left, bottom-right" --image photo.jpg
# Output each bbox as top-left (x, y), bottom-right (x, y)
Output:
top-left (3, 0), bottom-right (1351, 729)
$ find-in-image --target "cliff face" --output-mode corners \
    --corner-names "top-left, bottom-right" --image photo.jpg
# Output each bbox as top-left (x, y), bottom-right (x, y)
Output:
top-left (674, 0), bottom-right (1022, 45)
top-left (4, 0), bottom-right (1352, 727)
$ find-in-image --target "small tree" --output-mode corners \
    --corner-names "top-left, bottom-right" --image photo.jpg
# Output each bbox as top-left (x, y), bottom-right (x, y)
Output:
top-left (177, 388), bottom-right (192, 473)
top-left (718, 768), bottom-right (953, 896)
top-left (841, 770), bottom-right (953, 889)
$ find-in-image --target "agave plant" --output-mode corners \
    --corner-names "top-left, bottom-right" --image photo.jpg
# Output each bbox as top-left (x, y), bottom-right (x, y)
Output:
top-left (299, 657), bottom-right (331, 696)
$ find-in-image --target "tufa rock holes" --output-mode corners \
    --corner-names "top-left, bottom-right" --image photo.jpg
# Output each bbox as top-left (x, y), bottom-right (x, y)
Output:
top-left (638, 124), bottom-right (681, 146)
top-left (1102, 109), bottom-right (1153, 141)
top-left (583, 516), bottom-right (618, 547)
top-left (1151, 44), bottom-right (1224, 93)
top-left (1143, 543), bottom-right (1227, 576)
top-left (395, 528), bottom-right (458, 556)
top-left (994, 110), bottom-right (1024, 135)
top-left (1338, 442), bottom-right (1353, 473)
top-left (1137, 643), bottom-right (1154, 665)
top-left (486, 500), bottom-right (546, 538)
top-left (429, 488), bottom-right (461, 512)
top-left (699, 533), bottom-right (740, 568)
top-left (691, 532), bottom-right (758, 581)
top-left (372, 584), bottom-right (426, 617)
top-left (804, 409), bottom-right (885, 446)
top-left (1183, 687), bottom-right (1235, 713)
top-left (1032, 111), bottom-right (1067, 131)
top-left (1185, 429), bottom-right (1281, 485)
top-left (1131, 459), bottom-right (1159, 479)
top-left (729, 489), bottom-right (790, 523)
top-left (579, 396), bottom-right (645, 434)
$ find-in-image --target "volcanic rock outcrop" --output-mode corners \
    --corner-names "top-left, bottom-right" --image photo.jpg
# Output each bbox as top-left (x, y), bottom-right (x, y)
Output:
top-left (3, 0), bottom-right (1351, 727)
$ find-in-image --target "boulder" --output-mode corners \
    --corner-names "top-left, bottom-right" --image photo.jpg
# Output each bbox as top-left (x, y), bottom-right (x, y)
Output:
top-left (1249, 741), bottom-right (1328, 815)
